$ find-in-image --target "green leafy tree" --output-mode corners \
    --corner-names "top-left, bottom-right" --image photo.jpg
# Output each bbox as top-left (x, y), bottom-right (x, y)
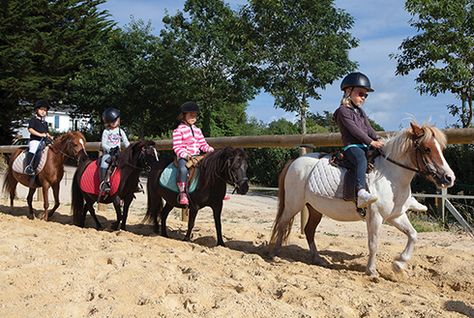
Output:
top-left (0, 0), bottom-right (113, 143)
top-left (242, 0), bottom-right (358, 134)
top-left (69, 19), bottom-right (182, 139)
top-left (391, 0), bottom-right (474, 128)
top-left (161, 0), bottom-right (258, 136)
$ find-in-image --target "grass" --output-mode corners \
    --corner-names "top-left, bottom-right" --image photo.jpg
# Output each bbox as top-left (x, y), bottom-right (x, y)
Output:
top-left (408, 213), bottom-right (445, 232)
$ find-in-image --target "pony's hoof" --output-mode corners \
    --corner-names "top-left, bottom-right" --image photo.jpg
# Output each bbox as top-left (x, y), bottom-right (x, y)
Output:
top-left (48, 210), bottom-right (56, 217)
top-left (28, 214), bottom-right (35, 220)
top-left (182, 236), bottom-right (191, 242)
top-left (216, 242), bottom-right (226, 247)
top-left (392, 260), bottom-right (406, 273)
top-left (312, 256), bottom-right (329, 267)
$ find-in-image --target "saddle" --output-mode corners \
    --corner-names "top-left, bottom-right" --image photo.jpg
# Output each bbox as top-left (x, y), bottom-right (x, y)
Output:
top-left (174, 155), bottom-right (205, 183)
top-left (80, 160), bottom-right (121, 197)
top-left (12, 147), bottom-right (49, 175)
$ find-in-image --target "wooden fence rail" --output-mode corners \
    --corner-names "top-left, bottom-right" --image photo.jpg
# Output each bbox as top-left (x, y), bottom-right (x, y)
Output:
top-left (1, 128), bottom-right (473, 153)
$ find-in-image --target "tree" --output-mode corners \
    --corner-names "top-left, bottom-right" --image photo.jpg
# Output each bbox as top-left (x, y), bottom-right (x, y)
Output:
top-left (392, 0), bottom-right (474, 128)
top-left (161, 0), bottom-right (258, 136)
top-left (0, 0), bottom-right (113, 143)
top-left (69, 19), bottom-right (183, 139)
top-left (242, 0), bottom-right (358, 134)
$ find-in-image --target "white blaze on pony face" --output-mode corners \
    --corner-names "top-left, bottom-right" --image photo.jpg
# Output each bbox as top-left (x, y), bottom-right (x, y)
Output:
top-left (433, 139), bottom-right (455, 188)
top-left (414, 124), bottom-right (455, 188)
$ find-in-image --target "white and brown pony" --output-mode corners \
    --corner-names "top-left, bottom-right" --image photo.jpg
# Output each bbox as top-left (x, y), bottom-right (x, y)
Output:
top-left (270, 122), bottom-right (455, 278)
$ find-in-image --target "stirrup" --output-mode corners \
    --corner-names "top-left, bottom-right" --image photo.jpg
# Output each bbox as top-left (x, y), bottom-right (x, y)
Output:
top-left (24, 165), bottom-right (35, 176)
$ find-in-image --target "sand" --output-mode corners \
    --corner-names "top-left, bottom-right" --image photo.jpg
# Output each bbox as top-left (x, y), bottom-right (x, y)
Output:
top-left (0, 192), bottom-right (473, 318)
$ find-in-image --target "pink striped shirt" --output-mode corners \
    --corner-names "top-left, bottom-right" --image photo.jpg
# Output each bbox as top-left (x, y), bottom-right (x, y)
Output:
top-left (172, 123), bottom-right (214, 159)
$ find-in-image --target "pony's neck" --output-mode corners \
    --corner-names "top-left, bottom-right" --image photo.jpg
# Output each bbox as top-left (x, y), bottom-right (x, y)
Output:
top-left (376, 131), bottom-right (417, 186)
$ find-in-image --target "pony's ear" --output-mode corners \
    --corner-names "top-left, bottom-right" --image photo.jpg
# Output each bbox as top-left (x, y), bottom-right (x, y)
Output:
top-left (410, 122), bottom-right (424, 138)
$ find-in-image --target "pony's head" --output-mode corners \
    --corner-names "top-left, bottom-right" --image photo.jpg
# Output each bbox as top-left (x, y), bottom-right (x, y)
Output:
top-left (201, 147), bottom-right (249, 194)
top-left (54, 131), bottom-right (87, 161)
top-left (385, 122), bottom-right (455, 188)
top-left (119, 140), bottom-right (158, 172)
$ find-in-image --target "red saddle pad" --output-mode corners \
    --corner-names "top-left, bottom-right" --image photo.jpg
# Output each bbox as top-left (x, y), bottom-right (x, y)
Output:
top-left (79, 161), bottom-right (121, 196)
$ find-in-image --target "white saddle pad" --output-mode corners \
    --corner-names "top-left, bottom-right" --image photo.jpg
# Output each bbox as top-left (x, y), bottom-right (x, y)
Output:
top-left (306, 154), bottom-right (346, 199)
top-left (12, 147), bottom-right (49, 174)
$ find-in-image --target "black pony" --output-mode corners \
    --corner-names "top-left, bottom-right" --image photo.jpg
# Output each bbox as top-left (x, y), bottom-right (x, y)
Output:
top-left (144, 147), bottom-right (249, 246)
top-left (72, 140), bottom-right (158, 230)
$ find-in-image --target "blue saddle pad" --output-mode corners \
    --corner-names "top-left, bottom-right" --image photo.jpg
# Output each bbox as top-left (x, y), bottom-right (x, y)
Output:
top-left (159, 162), bottom-right (199, 193)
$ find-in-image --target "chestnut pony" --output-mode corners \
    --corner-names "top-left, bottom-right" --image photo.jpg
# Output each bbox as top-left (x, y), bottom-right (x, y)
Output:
top-left (3, 131), bottom-right (87, 220)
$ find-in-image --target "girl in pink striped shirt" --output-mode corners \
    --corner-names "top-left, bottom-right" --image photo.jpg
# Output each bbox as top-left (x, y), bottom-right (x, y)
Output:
top-left (173, 101), bottom-right (214, 205)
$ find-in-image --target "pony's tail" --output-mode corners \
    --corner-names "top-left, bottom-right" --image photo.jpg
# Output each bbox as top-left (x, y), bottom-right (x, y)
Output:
top-left (270, 160), bottom-right (295, 245)
top-left (2, 163), bottom-right (17, 202)
top-left (71, 167), bottom-right (85, 226)
top-left (142, 177), bottom-right (163, 224)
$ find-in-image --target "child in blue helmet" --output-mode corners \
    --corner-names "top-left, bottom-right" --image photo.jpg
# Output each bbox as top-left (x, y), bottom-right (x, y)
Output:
top-left (100, 107), bottom-right (130, 191)
top-left (333, 72), bottom-right (384, 209)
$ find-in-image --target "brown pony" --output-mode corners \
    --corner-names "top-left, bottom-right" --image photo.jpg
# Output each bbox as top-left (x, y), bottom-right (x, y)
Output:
top-left (2, 131), bottom-right (87, 220)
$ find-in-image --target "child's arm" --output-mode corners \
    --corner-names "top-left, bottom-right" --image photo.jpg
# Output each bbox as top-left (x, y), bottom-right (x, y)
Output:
top-left (172, 127), bottom-right (190, 159)
top-left (196, 128), bottom-right (214, 153)
top-left (101, 130), bottom-right (112, 153)
top-left (28, 128), bottom-right (47, 138)
top-left (120, 129), bottom-right (130, 148)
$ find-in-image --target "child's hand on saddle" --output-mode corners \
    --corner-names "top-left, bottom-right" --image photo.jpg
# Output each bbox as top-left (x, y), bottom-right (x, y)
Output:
top-left (370, 140), bottom-right (384, 149)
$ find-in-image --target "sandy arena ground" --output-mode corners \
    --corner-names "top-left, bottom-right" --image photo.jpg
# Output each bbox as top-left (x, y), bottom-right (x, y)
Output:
top-left (1, 187), bottom-right (473, 317)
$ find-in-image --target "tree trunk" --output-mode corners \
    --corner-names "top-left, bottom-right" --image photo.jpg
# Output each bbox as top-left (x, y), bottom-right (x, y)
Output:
top-left (299, 94), bottom-right (308, 135)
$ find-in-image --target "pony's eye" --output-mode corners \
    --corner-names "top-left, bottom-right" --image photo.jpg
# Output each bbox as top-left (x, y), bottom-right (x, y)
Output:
top-left (423, 147), bottom-right (431, 154)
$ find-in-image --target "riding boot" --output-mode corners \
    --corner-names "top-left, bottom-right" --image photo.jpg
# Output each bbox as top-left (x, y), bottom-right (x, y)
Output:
top-left (100, 168), bottom-right (110, 192)
top-left (24, 152), bottom-right (35, 175)
top-left (32, 151), bottom-right (42, 171)
top-left (177, 181), bottom-right (189, 205)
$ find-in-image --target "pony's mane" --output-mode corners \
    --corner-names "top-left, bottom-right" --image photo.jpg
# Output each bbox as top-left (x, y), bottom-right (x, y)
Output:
top-left (119, 140), bottom-right (155, 169)
top-left (52, 131), bottom-right (85, 153)
top-left (199, 147), bottom-right (245, 187)
top-left (382, 123), bottom-right (447, 160)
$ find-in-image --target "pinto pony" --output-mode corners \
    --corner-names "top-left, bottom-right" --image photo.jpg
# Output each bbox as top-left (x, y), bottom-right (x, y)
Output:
top-left (270, 123), bottom-right (455, 278)
top-left (2, 131), bottom-right (87, 220)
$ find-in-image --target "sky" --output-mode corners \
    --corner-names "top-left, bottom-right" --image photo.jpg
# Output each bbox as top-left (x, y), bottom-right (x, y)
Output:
top-left (99, 0), bottom-right (459, 131)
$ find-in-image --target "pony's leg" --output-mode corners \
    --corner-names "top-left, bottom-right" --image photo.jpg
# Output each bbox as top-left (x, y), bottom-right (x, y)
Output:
top-left (120, 195), bottom-right (133, 231)
top-left (387, 213), bottom-right (417, 273)
top-left (211, 201), bottom-right (225, 247)
top-left (8, 179), bottom-right (18, 207)
top-left (366, 209), bottom-right (383, 277)
top-left (305, 204), bottom-right (327, 266)
top-left (183, 207), bottom-right (198, 242)
top-left (271, 205), bottom-right (304, 258)
top-left (87, 202), bottom-right (102, 230)
top-left (41, 184), bottom-right (50, 221)
top-left (160, 203), bottom-right (174, 237)
top-left (49, 182), bottom-right (60, 217)
top-left (26, 187), bottom-right (37, 219)
top-left (111, 198), bottom-right (122, 230)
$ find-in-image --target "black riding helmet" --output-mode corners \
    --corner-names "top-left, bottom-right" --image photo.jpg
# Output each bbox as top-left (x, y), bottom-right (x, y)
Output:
top-left (34, 100), bottom-right (50, 110)
top-left (102, 107), bottom-right (121, 124)
top-left (180, 101), bottom-right (199, 113)
top-left (340, 72), bottom-right (374, 92)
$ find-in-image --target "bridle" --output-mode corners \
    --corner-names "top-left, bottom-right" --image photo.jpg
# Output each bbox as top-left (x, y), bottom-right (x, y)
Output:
top-left (50, 136), bottom-right (87, 164)
top-left (380, 134), bottom-right (438, 179)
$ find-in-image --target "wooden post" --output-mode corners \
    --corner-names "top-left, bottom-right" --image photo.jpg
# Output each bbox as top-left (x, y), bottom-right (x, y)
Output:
top-left (181, 207), bottom-right (189, 222)
top-left (299, 146), bottom-right (309, 234)
top-left (36, 188), bottom-right (44, 202)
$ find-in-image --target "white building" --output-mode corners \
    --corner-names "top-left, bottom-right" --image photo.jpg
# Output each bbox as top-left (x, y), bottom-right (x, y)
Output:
top-left (16, 109), bottom-right (91, 138)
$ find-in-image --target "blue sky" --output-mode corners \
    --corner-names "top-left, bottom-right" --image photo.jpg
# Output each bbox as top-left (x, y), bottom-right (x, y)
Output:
top-left (100, 0), bottom-right (458, 131)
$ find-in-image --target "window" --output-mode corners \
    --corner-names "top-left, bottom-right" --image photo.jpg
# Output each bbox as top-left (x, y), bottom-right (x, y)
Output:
top-left (54, 115), bottom-right (59, 129)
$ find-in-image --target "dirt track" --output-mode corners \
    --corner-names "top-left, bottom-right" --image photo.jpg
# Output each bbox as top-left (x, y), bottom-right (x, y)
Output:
top-left (0, 193), bottom-right (473, 317)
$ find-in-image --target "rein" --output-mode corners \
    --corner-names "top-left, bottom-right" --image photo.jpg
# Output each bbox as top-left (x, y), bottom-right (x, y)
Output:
top-left (379, 136), bottom-right (437, 178)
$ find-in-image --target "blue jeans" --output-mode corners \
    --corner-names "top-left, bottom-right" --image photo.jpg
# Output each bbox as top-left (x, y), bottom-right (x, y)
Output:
top-left (177, 158), bottom-right (188, 183)
top-left (343, 146), bottom-right (368, 192)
